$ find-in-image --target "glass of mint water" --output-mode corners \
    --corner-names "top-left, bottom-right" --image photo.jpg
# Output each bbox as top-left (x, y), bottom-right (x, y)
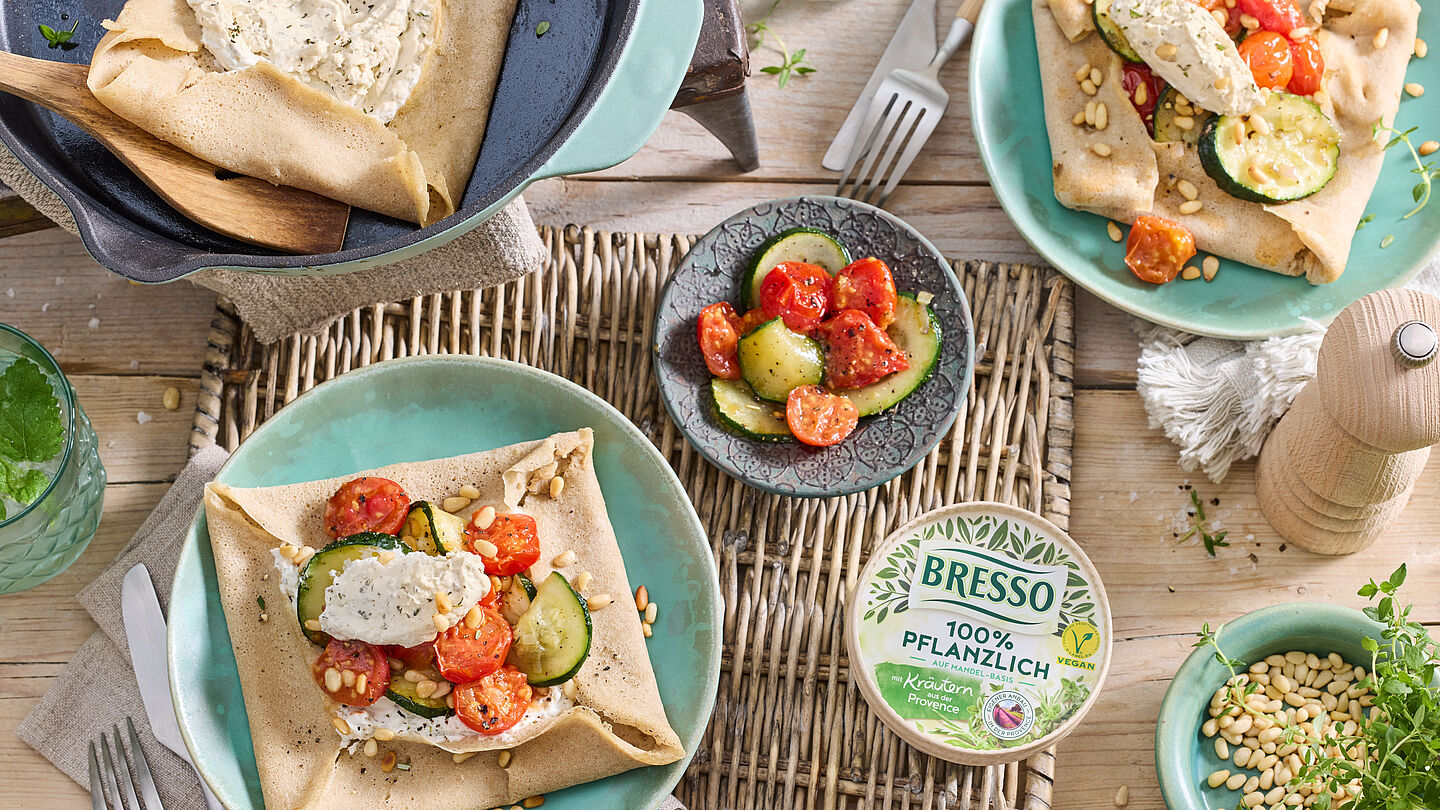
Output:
top-left (0, 323), bottom-right (105, 593)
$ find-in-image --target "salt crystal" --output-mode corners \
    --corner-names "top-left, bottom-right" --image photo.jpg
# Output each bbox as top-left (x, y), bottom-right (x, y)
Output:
top-left (88, 318), bottom-right (100, 329)
top-left (1128, 492), bottom-right (1139, 503)
top-left (136, 411), bottom-right (152, 425)
top-left (55, 277), bottom-right (63, 286)
top-left (41, 303), bottom-right (50, 312)
top-left (107, 441), bottom-right (115, 448)
top-left (4, 288), bottom-right (12, 298)
top-left (129, 360), bottom-right (139, 370)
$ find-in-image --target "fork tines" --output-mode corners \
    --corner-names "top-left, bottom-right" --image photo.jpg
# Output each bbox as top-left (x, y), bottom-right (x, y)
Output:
top-left (834, 82), bottom-right (942, 209)
top-left (88, 718), bottom-right (165, 810)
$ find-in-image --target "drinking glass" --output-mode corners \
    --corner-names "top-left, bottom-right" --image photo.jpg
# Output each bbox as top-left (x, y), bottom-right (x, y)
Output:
top-left (0, 323), bottom-right (105, 594)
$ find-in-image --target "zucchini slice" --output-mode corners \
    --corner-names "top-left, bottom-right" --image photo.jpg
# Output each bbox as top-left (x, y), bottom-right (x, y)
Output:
top-left (296, 533), bottom-right (407, 645)
top-left (508, 572), bottom-right (592, 687)
top-left (1092, 0), bottom-right (1143, 63)
top-left (386, 674), bottom-right (452, 718)
top-left (738, 318), bottom-right (826, 403)
top-left (497, 572), bottom-right (537, 626)
top-left (742, 228), bottom-right (851, 310)
top-left (399, 501), bottom-right (468, 555)
top-left (1152, 86), bottom-right (1211, 146)
top-left (712, 378), bottom-right (793, 441)
top-left (1198, 92), bottom-right (1339, 204)
top-left (842, 293), bottom-right (943, 417)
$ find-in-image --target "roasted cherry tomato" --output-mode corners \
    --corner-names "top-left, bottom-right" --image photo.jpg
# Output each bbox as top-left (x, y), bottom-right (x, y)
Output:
top-left (454, 665), bottom-right (533, 734)
top-left (1124, 216), bottom-right (1196, 285)
top-left (1287, 35), bottom-right (1324, 96)
top-left (478, 576), bottom-right (503, 609)
top-left (814, 309), bottom-right (910, 390)
top-left (830, 258), bottom-right (899, 329)
top-left (466, 511), bottom-right (541, 576)
top-left (1121, 63), bottom-right (1166, 132)
top-left (1239, 31), bottom-right (1294, 90)
top-left (1236, 0), bottom-right (1304, 34)
top-left (759, 261), bottom-right (833, 335)
top-left (1191, 0), bottom-right (1242, 36)
top-left (387, 641), bottom-right (436, 672)
top-left (324, 477), bottom-right (410, 538)
top-left (734, 307), bottom-right (769, 336)
top-left (697, 301), bottom-right (743, 380)
top-left (311, 639), bottom-right (390, 707)
top-left (785, 385), bottom-right (859, 448)
top-left (433, 607), bottom-right (513, 683)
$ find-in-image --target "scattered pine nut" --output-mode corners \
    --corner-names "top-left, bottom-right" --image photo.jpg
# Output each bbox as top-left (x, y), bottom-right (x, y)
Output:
top-left (1202, 256), bottom-right (1220, 282)
top-left (1374, 27), bottom-right (1389, 50)
top-left (1084, 101), bottom-right (1097, 127)
top-left (475, 505), bottom-right (497, 531)
top-left (1072, 110), bottom-right (1087, 127)
top-left (430, 680), bottom-right (452, 699)
top-left (1417, 37), bottom-right (1429, 59)
top-left (404, 668), bottom-right (425, 683)
top-left (1176, 180), bottom-right (1199, 201)
top-left (341, 668), bottom-right (357, 687)
top-left (635, 585), bottom-right (649, 611)
top-left (1208, 770), bottom-right (1231, 788)
top-left (498, 750), bottom-right (512, 768)
top-left (1106, 221), bottom-right (1123, 242)
top-left (549, 476), bottom-right (566, 498)
top-left (1240, 13), bottom-right (1259, 29)
top-left (472, 538), bottom-right (500, 558)
top-left (1213, 75), bottom-right (1230, 91)
top-left (1095, 102), bottom-right (1109, 130)
top-left (294, 546), bottom-right (315, 566)
top-left (305, 619), bottom-right (322, 632)
top-left (374, 727), bottom-right (395, 741)
top-left (324, 667), bottom-right (343, 693)
top-left (446, 693), bottom-right (456, 709)
top-left (1211, 9), bottom-right (1227, 28)
top-left (1074, 62), bottom-right (1091, 83)
top-left (1080, 78), bottom-right (1098, 96)
top-left (465, 605), bottom-right (483, 629)
top-left (642, 622), bottom-right (652, 638)
top-left (588, 593), bottom-right (613, 610)
top-left (1181, 266), bottom-right (1202, 281)
top-left (378, 550), bottom-right (396, 564)
top-left (1091, 142), bottom-right (1112, 157)
top-left (1179, 200), bottom-right (1204, 215)
top-left (442, 496), bottom-right (471, 513)
top-left (435, 591), bottom-right (453, 614)
top-left (363, 739), bottom-right (378, 758)
top-left (162, 386), bottom-right (181, 411)
top-left (1288, 26), bottom-right (1309, 40)
top-left (1420, 140), bottom-right (1439, 157)
top-left (645, 602), bottom-right (658, 623)
top-left (277, 544), bottom-right (299, 560)
top-left (381, 751), bottom-right (397, 772)
top-left (417, 680), bottom-right (438, 699)
top-left (452, 751), bottom-right (477, 764)
top-left (332, 717), bottom-right (352, 735)
top-left (563, 679), bottom-right (578, 699)
top-left (523, 796), bottom-right (545, 808)
top-left (1090, 67), bottom-right (1103, 87)
top-left (458, 484), bottom-right (481, 499)
top-left (574, 571), bottom-right (592, 592)
top-left (432, 613), bottom-right (450, 633)
top-left (1155, 43), bottom-right (1178, 60)
top-left (1114, 785), bottom-right (1129, 807)
top-left (552, 549), bottom-right (577, 568)
top-left (355, 674), bottom-right (368, 694)
top-left (1175, 115), bottom-right (1195, 131)
top-left (1405, 82), bottom-right (1425, 97)
top-left (1133, 83), bottom-right (1148, 106)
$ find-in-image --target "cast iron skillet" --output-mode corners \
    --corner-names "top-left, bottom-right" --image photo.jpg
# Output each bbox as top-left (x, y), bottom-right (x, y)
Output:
top-left (0, 0), bottom-right (701, 282)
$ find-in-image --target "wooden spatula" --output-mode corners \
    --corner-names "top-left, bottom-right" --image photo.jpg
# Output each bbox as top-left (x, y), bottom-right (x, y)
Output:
top-left (0, 51), bottom-right (349, 255)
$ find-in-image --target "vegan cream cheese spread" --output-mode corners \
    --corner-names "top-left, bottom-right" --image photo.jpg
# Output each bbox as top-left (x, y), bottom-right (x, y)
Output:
top-left (846, 502), bottom-right (1112, 765)
top-left (320, 551), bottom-right (489, 647)
top-left (1109, 0), bottom-right (1265, 116)
top-left (187, 0), bottom-right (439, 122)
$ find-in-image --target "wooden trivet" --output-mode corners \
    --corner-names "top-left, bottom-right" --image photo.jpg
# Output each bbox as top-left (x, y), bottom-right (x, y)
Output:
top-left (190, 224), bottom-right (1076, 810)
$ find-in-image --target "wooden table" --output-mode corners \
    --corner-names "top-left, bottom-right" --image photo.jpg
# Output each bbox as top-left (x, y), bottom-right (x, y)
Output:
top-left (0, 2), bottom-right (1436, 807)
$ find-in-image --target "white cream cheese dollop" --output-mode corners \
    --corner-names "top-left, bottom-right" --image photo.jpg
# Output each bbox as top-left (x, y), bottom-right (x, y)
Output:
top-left (1111, 0), bottom-right (1266, 115)
top-left (186, 0), bottom-right (438, 123)
top-left (335, 688), bottom-right (574, 752)
top-left (320, 551), bottom-right (490, 647)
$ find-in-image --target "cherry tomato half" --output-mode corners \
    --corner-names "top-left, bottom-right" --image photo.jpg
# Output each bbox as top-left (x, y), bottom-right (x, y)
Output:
top-left (1239, 31), bottom-right (1294, 91)
top-left (387, 641), bottom-right (436, 672)
top-left (466, 511), bottom-right (541, 576)
top-left (734, 308), bottom-right (769, 336)
top-left (759, 262), bottom-right (833, 335)
top-left (433, 607), bottom-right (513, 683)
top-left (1121, 63), bottom-right (1166, 133)
top-left (1236, 0), bottom-right (1304, 34)
top-left (1287, 35), bottom-right (1324, 96)
top-left (454, 665), bottom-right (533, 735)
top-left (831, 258), bottom-right (899, 330)
top-left (324, 477), bottom-right (411, 538)
top-left (311, 639), bottom-right (390, 707)
top-left (814, 309), bottom-right (910, 390)
top-left (697, 302), bottom-right (743, 380)
top-left (785, 385), bottom-right (859, 448)
top-left (1124, 216), bottom-right (1196, 285)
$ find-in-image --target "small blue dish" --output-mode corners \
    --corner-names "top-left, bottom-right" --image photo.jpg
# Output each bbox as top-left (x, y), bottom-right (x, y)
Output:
top-left (653, 195), bottom-right (974, 498)
top-left (1155, 603), bottom-right (1385, 810)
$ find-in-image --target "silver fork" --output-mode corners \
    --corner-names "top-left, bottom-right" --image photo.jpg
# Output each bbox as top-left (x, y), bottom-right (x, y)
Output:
top-left (88, 718), bottom-right (166, 810)
top-left (835, 0), bottom-right (985, 206)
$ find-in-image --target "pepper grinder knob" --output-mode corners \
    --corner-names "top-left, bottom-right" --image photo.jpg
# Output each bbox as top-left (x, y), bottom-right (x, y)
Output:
top-left (1393, 320), bottom-right (1437, 367)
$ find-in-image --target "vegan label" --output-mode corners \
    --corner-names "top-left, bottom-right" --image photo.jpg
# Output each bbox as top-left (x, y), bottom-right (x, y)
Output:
top-left (853, 506), bottom-right (1109, 756)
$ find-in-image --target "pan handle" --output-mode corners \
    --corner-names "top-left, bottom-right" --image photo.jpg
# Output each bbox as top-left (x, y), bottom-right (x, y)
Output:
top-left (532, 0), bottom-right (703, 180)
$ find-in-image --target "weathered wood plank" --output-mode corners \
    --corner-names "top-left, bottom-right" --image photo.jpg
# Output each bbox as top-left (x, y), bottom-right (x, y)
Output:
top-left (76, 375), bottom-right (200, 485)
top-left (1076, 290), bottom-right (1142, 389)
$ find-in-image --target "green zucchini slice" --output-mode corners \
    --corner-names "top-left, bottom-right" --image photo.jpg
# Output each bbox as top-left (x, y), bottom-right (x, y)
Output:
top-left (400, 500), bottom-right (468, 555)
top-left (738, 318), bottom-right (826, 403)
top-left (742, 228), bottom-right (850, 310)
top-left (508, 572), bottom-right (592, 687)
top-left (842, 293), bottom-right (944, 417)
top-left (1198, 92), bottom-right (1339, 204)
top-left (1152, 86), bottom-right (1211, 146)
top-left (1092, 0), bottom-right (1143, 63)
top-left (295, 533), bottom-right (407, 645)
top-left (386, 674), bottom-right (452, 718)
top-left (497, 572), bottom-right (537, 626)
top-left (711, 378), bottom-right (793, 441)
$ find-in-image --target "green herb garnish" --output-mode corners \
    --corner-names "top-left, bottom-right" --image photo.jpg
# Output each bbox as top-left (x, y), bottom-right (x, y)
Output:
top-left (257, 595), bottom-right (266, 610)
top-left (0, 358), bottom-right (63, 516)
top-left (535, 20), bottom-right (550, 37)
top-left (1374, 123), bottom-right (1439, 220)
top-left (38, 20), bottom-right (79, 51)
top-left (747, 1), bottom-right (816, 90)
top-left (1178, 489), bottom-right (1228, 557)
top-left (1356, 214), bottom-right (1375, 230)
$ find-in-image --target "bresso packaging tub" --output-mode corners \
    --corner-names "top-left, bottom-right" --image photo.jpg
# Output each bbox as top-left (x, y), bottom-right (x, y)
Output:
top-left (845, 502), bottom-right (1112, 765)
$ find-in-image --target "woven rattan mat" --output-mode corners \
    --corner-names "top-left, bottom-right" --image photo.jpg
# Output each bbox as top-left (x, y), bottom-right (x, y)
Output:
top-left (189, 225), bottom-right (1075, 810)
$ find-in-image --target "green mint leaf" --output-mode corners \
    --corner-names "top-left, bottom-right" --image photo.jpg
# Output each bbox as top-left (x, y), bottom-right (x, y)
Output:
top-left (796, 66), bottom-right (816, 74)
top-left (777, 70), bottom-right (790, 89)
top-left (0, 457), bottom-right (47, 506)
top-left (0, 358), bottom-right (64, 464)
top-left (535, 20), bottom-right (550, 36)
top-left (759, 66), bottom-right (782, 74)
top-left (38, 24), bottom-right (57, 41)
top-left (1389, 564), bottom-right (1408, 588)
top-left (1362, 636), bottom-right (1379, 652)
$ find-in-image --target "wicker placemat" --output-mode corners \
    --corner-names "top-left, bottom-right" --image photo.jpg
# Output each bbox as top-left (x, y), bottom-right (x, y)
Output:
top-left (189, 225), bottom-right (1075, 810)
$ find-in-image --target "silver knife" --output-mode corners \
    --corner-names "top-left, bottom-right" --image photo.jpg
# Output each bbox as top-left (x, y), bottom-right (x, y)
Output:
top-left (821, 0), bottom-right (939, 171)
top-left (122, 563), bottom-right (225, 810)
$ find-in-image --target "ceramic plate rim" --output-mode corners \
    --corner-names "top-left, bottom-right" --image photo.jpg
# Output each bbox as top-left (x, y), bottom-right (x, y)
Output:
top-left (167, 354), bottom-right (722, 810)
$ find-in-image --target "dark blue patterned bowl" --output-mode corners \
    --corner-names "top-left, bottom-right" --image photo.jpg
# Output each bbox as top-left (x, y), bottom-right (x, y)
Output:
top-left (653, 195), bottom-right (974, 498)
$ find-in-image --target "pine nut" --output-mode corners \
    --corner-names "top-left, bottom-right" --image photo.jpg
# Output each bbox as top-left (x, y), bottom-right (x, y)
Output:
top-left (416, 680), bottom-right (437, 699)
top-left (1106, 221), bottom-right (1123, 242)
top-left (635, 585), bottom-right (649, 611)
top-left (430, 680), bottom-right (452, 699)
top-left (1073, 110), bottom-right (1087, 127)
top-left (549, 476), bottom-right (566, 498)
top-left (356, 673), bottom-right (369, 694)
top-left (588, 593), bottom-right (613, 610)
top-left (1420, 141), bottom-right (1439, 157)
top-left (278, 544), bottom-right (299, 560)
top-left (1233, 747), bottom-right (1251, 767)
top-left (471, 538), bottom-right (500, 558)
top-left (443, 496), bottom-right (471, 513)
top-left (475, 506), bottom-right (497, 530)
top-left (1075, 62), bottom-right (1091, 83)
top-left (378, 550), bottom-right (396, 564)
top-left (498, 750), bottom-right (513, 768)
top-left (465, 605), bottom-right (483, 629)
top-left (1288, 26), bottom-right (1310, 40)
top-left (1202, 718), bottom-right (1219, 737)
top-left (1252, 115), bottom-right (1274, 136)
top-left (1242, 791), bottom-right (1263, 807)
top-left (1212, 9), bottom-right (1228, 28)
top-left (645, 602), bottom-right (658, 623)
top-left (162, 386), bottom-right (181, 410)
top-left (1181, 266), bottom-right (1202, 281)
top-left (1417, 38), bottom-right (1429, 59)
top-left (446, 693), bottom-right (455, 709)
top-left (1208, 770), bottom-right (1231, 788)
top-left (1095, 102), bottom-right (1108, 130)
top-left (432, 613), bottom-right (450, 633)
top-left (1405, 82), bottom-right (1425, 97)
top-left (563, 679), bottom-right (577, 699)
top-left (1215, 738), bottom-right (1230, 759)
top-left (1240, 13), bottom-right (1259, 29)
top-left (363, 739), bottom-right (378, 758)
top-left (305, 619), bottom-right (322, 632)
top-left (1179, 200), bottom-right (1203, 215)
top-left (341, 668), bottom-right (357, 688)
top-left (1091, 142), bottom-right (1112, 157)
top-left (1156, 43), bottom-right (1178, 60)
top-left (1374, 27), bottom-right (1389, 49)
top-left (523, 797), bottom-right (545, 808)
top-left (374, 727), bottom-right (395, 741)
top-left (332, 717), bottom-right (352, 735)
top-left (436, 591), bottom-right (453, 613)
top-left (1214, 75), bottom-right (1230, 91)
top-left (452, 751), bottom-right (476, 764)
top-left (1226, 773), bottom-right (1247, 790)
top-left (574, 571), bottom-right (592, 592)
top-left (1081, 79), bottom-right (1098, 96)
top-left (381, 751), bottom-right (397, 772)
top-left (324, 668), bottom-right (343, 692)
top-left (1133, 83), bottom-right (1148, 107)
top-left (404, 668), bottom-right (425, 683)
top-left (458, 484), bottom-right (481, 499)
top-left (1243, 776), bottom-right (1259, 793)
top-left (1114, 785), bottom-right (1128, 807)
top-left (1085, 101), bottom-right (1097, 127)
top-left (552, 549), bottom-right (577, 568)
top-left (1177, 179), bottom-right (1199, 201)
top-left (1202, 256), bottom-right (1219, 281)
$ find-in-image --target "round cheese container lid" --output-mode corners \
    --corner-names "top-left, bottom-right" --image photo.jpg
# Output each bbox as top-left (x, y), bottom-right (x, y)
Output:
top-left (845, 502), bottom-right (1112, 766)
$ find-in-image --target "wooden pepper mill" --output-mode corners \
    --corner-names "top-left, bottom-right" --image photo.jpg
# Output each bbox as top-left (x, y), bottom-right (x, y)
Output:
top-left (1257, 288), bottom-right (1440, 555)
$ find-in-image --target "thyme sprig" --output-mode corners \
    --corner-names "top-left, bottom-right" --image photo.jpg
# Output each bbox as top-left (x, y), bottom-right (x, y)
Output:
top-left (1374, 124), bottom-right (1439, 220)
top-left (746, 1), bottom-right (816, 90)
top-left (1178, 489), bottom-right (1228, 557)
top-left (38, 20), bottom-right (80, 51)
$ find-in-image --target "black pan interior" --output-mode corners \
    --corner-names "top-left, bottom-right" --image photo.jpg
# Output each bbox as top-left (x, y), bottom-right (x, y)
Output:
top-left (0, 0), bottom-right (633, 281)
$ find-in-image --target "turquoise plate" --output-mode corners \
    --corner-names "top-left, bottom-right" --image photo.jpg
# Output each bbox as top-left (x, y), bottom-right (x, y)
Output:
top-left (1154, 603), bottom-right (1384, 809)
top-left (972, 0), bottom-right (1440, 339)
top-left (166, 356), bottom-right (720, 810)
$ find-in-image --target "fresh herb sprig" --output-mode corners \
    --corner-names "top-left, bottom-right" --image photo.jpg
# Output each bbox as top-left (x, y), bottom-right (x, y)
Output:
top-left (0, 358), bottom-right (64, 519)
top-left (38, 20), bottom-right (79, 51)
top-left (1178, 489), bottom-right (1228, 557)
top-left (746, 1), bottom-right (816, 90)
top-left (1374, 124), bottom-right (1439, 220)
top-left (1196, 565), bottom-right (1440, 810)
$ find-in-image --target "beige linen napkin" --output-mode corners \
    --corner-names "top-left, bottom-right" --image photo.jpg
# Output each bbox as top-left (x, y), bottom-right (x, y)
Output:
top-left (0, 144), bottom-right (546, 343)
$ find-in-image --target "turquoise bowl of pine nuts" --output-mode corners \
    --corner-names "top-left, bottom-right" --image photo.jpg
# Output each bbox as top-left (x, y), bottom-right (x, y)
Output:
top-left (1155, 603), bottom-right (1385, 810)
